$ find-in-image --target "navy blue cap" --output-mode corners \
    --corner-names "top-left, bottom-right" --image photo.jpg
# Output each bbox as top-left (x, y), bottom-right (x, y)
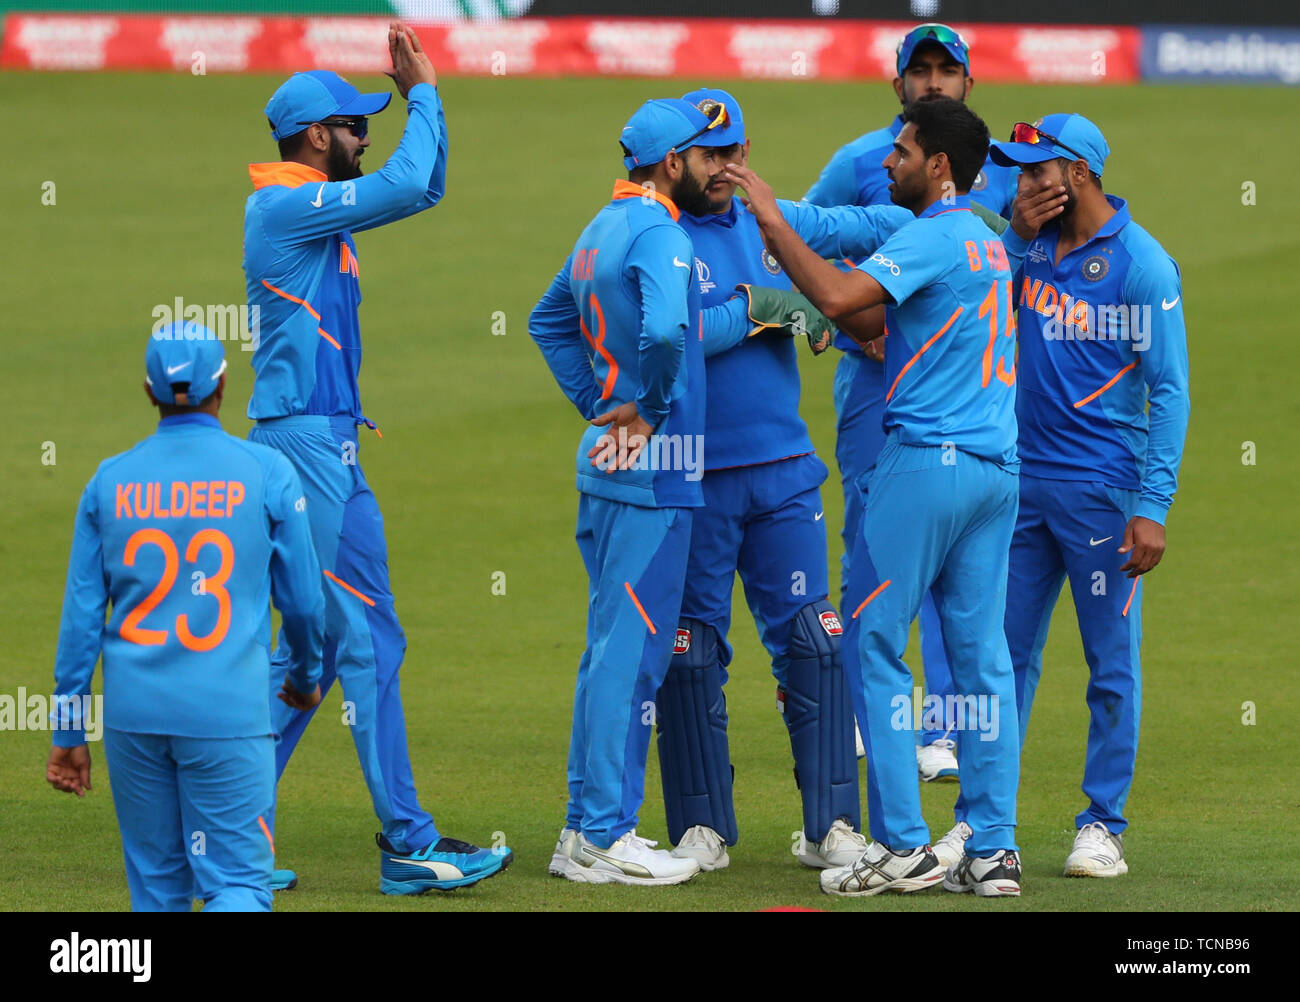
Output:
top-left (620, 98), bottom-right (718, 170)
top-left (681, 88), bottom-right (745, 147)
top-left (146, 322), bottom-right (228, 406)
top-left (990, 113), bottom-right (1110, 177)
top-left (265, 70), bottom-right (392, 142)
top-left (897, 22), bottom-right (971, 76)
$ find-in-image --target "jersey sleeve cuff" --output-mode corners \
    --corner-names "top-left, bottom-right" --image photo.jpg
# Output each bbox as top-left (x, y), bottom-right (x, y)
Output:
top-left (53, 729), bottom-right (87, 749)
top-left (1134, 499), bottom-right (1170, 525)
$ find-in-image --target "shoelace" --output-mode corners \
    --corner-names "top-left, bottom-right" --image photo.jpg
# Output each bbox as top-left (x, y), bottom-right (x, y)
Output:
top-left (932, 738), bottom-right (957, 751)
top-left (1077, 821), bottom-right (1112, 846)
top-left (619, 829), bottom-right (659, 852)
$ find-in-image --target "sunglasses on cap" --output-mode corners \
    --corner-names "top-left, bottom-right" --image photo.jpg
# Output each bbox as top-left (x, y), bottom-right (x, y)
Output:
top-left (897, 23), bottom-right (969, 68)
top-left (298, 116), bottom-right (369, 139)
top-left (1009, 122), bottom-right (1087, 163)
top-left (670, 100), bottom-right (729, 154)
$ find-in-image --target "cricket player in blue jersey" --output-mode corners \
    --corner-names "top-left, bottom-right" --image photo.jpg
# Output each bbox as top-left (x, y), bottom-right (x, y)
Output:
top-left (243, 23), bottom-right (511, 893)
top-left (528, 97), bottom-right (741, 886)
top-left (990, 115), bottom-right (1190, 878)
top-left (725, 97), bottom-right (1024, 897)
top-left (655, 88), bottom-right (917, 873)
top-left (47, 325), bottom-right (324, 912)
top-left (805, 23), bottom-right (1016, 795)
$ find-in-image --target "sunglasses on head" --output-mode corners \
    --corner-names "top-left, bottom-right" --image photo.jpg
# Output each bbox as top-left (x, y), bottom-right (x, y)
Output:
top-left (1010, 122), bottom-right (1085, 163)
top-left (670, 100), bottom-right (729, 154)
top-left (299, 116), bottom-right (368, 139)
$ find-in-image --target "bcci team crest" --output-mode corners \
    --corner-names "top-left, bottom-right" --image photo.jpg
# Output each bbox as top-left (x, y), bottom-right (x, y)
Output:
top-left (761, 248), bottom-right (781, 275)
top-left (673, 628), bottom-right (692, 655)
top-left (971, 169), bottom-right (987, 192)
top-left (819, 610), bottom-right (843, 636)
top-left (1082, 255), bottom-right (1109, 282)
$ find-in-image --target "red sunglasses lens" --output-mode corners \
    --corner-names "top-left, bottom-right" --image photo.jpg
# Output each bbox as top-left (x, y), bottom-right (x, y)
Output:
top-left (1012, 124), bottom-right (1040, 144)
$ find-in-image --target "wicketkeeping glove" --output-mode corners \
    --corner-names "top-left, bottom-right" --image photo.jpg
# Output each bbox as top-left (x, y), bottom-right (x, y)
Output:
top-left (735, 284), bottom-right (834, 356)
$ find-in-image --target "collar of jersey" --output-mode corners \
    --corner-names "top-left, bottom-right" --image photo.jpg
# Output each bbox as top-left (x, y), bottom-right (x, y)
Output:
top-left (612, 179), bottom-right (681, 222)
top-left (919, 194), bottom-right (971, 219)
top-left (248, 161), bottom-right (329, 190)
top-left (889, 114), bottom-right (904, 138)
top-left (157, 413), bottom-right (221, 431)
top-left (685, 198), bottom-right (739, 228)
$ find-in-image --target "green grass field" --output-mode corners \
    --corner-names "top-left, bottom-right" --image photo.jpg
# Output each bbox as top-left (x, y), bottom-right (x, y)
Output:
top-left (1, 71), bottom-right (1296, 912)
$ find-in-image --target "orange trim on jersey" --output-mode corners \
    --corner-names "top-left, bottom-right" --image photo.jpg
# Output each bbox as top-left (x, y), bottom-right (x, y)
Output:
top-left (885, 307), bottom-right (963, 403)
top-left (1122, 578), bottom-right (1139, 618)
top-left (579, 293), bottom-right (618, 401)
top-left (324, 569), bottom-right (377, 607)
top-left (258, 815), bottom-right (276, 854)
top-left (248, 161), bottom-right (328, 191)
top-left (260, 279), bottom-right (342, 351)
top-left (611, 179), bottom-right (681, 222)
top-left (624, 581), bottom-right (657, 635)
top-left (1073, 362), bottom-right (1138, 410)
top-left (851, 579), bottom-right (892, 619)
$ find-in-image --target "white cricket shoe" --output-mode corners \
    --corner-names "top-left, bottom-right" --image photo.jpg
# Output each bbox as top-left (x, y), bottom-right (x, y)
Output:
top-left (567, 830), bottom-right (700, 886)
top-left (548, 827), bottom-right (580, 878)
top-left (820, 842), bottom-right (946, 897)
top-left (944, 849), bottom-right (1022, 897)
top-left (798, 818), bottom-right (869, 869)
top-left (670, 825), bottom-right (730, 871)
top-left (1064, 821), bottom-right (1128, 877)
top-left (932, 820), bottom-right (973, 869)
top-left (917, 739), bottom-right (959, 782)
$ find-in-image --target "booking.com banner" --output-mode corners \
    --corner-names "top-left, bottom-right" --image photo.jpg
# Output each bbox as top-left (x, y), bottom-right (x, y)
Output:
top-left (0, 12), bottom-right (1296, 83)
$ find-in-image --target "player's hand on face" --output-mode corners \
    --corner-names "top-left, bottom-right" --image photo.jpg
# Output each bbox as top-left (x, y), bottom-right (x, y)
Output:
top-left (1010, 177), bottom-right (1067, 241)
top-left (722, 164), bottom-right (777, 222)
top-left (278, 679), bottom-right (323, 711)
top-left (1118, 515), bottom-right (1166, 578)
top-left (46, 744), bottom-right (92, 797)
top-left (588, 402), bottom-right (653, 473)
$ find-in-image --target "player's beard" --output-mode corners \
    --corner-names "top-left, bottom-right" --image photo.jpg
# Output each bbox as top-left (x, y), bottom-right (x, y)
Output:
top-left (1058, 166), bottom-right (1079, 219)
top-left (672, 165), bottom-right (713, 218)
top-left (327, 139), bottom-right (363, 182)
top-left (888, 166), bottom-right (927, 214)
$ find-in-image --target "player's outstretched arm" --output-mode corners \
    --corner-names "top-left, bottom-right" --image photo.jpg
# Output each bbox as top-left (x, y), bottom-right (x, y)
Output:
top-left (777, 199), bottom-right (912, 262)
top-left (723, 163), bottom-right (889, 322)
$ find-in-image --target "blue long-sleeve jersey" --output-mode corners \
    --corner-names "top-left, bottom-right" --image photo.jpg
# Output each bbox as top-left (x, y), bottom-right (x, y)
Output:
top-left (243, 83), bottom-right (448, 421)
top-left (529, 181), bottom-right (704, 508)
top-left (805, 113), bottom-right (1018, 355)
top-left (1001, 196), bottom-right (1190, 524)
top-left (52, 414), bottom-right (324, 745)
top-left (688, 197), bottom-right (913, 469)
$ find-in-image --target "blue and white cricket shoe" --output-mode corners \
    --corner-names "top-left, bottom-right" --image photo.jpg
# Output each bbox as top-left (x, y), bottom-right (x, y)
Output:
top-left (377, 833), bottom-right (513, 894)
top-left (271, 869), bottom-right (298, 892)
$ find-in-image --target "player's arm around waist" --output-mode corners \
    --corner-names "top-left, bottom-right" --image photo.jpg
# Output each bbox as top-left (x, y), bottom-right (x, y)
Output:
top-left (529, 255), bottom-right (600, 420)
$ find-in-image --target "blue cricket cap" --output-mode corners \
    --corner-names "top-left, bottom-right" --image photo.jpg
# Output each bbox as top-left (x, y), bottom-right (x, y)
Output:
top-left (897, 22), bottom-right (970, 76)
top-left (265, 70), bottom-right (392, 142)
top-left (990, 113), bottom-right (1110, 177)
top-left (146, 322), bottom-right (228, 406)
top-left (681, 88), bottom-right (745, 148)
top-left (620, 98), bottom-right (718, 170)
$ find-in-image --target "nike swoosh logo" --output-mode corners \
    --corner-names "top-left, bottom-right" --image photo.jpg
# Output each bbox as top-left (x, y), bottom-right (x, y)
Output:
top-left (1089, 536), bottom-right (1114, 546)
top-left (390, 858), bottom-right (464, 880)
top-left (672, 257), bottom-right (690, 270)
top-left (1161, 296), bottom-right (1179, 310)
top-left (578, 846), bottom-right (653, 879)
top-left (814, 512), bottom-right (824, 521)
top-left (165, 363), bottom-right (190, 375)
top-left (310, 184), bottom-right (325, 208)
